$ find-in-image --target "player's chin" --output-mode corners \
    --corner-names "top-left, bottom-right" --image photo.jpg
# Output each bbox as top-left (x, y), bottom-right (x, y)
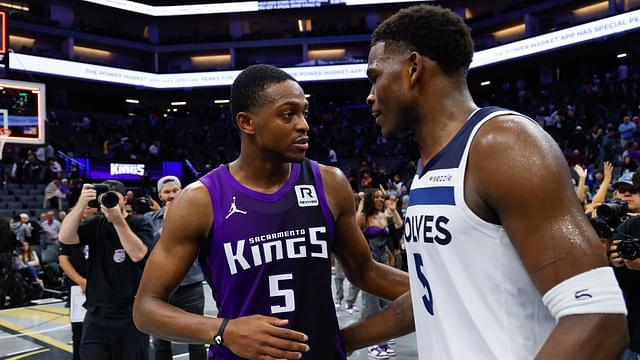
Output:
top-left (284, 151), bottom-right (306, 163)
top-left (383, 119), bottom-right (412, 139)
top-left (379, 119), bottom-right (397, 138)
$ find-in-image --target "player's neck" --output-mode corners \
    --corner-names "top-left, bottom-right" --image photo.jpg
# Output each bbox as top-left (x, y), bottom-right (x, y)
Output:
top-left (414, 85), bottom-right (477, 167)
top-left (229, 152), bottom-right (292, 194)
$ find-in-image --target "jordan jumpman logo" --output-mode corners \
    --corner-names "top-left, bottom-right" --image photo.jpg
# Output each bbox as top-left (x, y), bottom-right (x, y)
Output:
top-left (225, 196), bottom-right (247, 219)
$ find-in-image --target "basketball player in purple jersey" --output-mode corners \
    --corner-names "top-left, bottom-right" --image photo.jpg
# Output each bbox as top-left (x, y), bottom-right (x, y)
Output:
top-left (133, 64), bottom-right (409, 360)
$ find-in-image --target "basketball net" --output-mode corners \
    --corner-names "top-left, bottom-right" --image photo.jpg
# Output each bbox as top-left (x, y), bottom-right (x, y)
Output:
top-left (0, 128), bottom-right (10, 160)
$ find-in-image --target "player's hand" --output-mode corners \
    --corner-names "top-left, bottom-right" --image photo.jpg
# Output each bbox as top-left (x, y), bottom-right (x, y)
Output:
top-left (609, 240), bottom-right (625, 268)
top-left (224, 315), bottom-right (309, 360)
top-left (78, 184), bottom-right (97, 208)
top-left (101, 204), bottom-right (125, 225)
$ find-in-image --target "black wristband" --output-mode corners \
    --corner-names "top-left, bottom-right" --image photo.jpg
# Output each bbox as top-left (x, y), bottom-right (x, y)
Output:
top-left (213, 318), bottom-right (229, 347)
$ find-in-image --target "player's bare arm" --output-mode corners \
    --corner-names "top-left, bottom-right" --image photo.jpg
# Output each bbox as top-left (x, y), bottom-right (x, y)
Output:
top-left (133, 182), bottom-right (310, 360)
top-left (321, 164), bottom-right (409, 300)
top-left (341, 290), bottom-right (415, 353)
top-left (468, 115), bottom-right (628, 359)
top-left (319, 165), bottom-right (413, 350)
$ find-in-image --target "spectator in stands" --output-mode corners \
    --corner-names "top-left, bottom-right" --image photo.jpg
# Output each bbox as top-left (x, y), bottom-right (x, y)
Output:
top-left (148, 141), bottom-right (160, 158)
top-left (360, 172), bottom-right (373, 189)
top-left (623, 156), bottom-right (639, 174)
top-left (328, 146), bottom-right (338, 164)
top-left (628, 142), bottom-right (640, 166)
top-left (48, 157), bottom-right (63, 180)
top-left (0, 218), bottom-right (20, 307)
top-left (16, 240), bottom-right (43, 286)
top-left (356, 187), bottom-right (403, 357)
top-left (58, 211), bottom-right (67, 223)
top-left (41, 210), bottom-right (61, 248)
top-left (620, 116), bottom-right (637, 148)
top-left (334, 259), bottom-right (361, 314)
top-left (78, 115), bottom-right (91, 131)
top-left (21, 213), bottom-right (41, 247)
top-left (601, 125), bottom-right (618, 164)
top-left (22, 154), bottom-right (42, 183)
top-left (44, 179), bottom-right (64, 210)
top-left (10, 214), bottom-right (32, 242)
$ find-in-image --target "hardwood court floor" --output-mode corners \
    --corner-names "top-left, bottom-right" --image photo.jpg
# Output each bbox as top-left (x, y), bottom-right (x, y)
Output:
top-left (0, 279), bottom-right (418, 359)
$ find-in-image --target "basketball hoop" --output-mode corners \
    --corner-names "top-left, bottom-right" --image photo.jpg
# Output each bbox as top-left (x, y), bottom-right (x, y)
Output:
top-left (0, 128), bottom-right (10, 160)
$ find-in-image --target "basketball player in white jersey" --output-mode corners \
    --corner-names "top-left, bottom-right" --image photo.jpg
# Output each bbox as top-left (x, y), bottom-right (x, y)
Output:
top-left (341, 5), bottom-right (628, 359)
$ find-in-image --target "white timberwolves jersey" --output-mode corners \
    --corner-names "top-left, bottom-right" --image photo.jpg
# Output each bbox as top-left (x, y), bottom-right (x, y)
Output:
top-left (405, 107), bottom-right (555, 359)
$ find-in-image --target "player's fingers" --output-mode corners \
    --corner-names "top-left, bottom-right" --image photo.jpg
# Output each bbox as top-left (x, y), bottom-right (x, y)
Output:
top-left (257, 355), bottom-right (294, 360)
top-left (262, 345), bottom-right (305, 360)
top-left (265, 317), bottom-right (289, 327)
top-left (268, 337), bottom-right (310, 353)
top-left (267, 326), bottom-right (308, 342)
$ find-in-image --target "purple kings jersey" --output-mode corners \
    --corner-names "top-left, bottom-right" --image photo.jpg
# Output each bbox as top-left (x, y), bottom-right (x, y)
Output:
top-left (198, 159), bottom-right (346, 360)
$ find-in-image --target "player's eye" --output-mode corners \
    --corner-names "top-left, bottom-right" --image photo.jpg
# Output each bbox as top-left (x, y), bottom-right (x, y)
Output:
top-left (283, 111), bottom-right (294, 119)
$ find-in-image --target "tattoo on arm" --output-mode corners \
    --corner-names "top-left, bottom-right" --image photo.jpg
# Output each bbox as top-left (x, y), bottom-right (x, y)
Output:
top-left (391, 292), bottom-right (413, 330)
top-left (392, 299), bottom-right (406, 327)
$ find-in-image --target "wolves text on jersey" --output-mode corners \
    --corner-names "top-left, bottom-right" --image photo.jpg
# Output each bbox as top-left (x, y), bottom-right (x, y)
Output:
top-left (404, 214), bottom-right (452, 245)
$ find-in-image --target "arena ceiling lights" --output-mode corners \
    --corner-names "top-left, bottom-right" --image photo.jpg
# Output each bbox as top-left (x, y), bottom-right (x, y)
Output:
top-left (8, 8), bottom-right (640, 88)
top-left (81, 0), bottom-right (428, 16)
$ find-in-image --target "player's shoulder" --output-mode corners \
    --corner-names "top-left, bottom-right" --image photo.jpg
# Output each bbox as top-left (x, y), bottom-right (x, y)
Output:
top-left (181, 181), bottom-right (213, 201)
top-left (318, 163), bottom-right (346, 181)
top-left (472, 113), bottom-right (557, 160)
top-left (317, 163), bottom-right (350, 191)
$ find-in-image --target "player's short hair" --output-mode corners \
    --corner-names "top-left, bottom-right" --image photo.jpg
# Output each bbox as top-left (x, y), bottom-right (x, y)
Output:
top-left (371, 5), bottom-right (474, 75)
top-left (231, 64), bottom-right (297, 118)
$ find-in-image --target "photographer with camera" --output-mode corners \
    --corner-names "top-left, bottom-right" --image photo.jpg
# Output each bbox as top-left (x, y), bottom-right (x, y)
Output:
top-left (59, 180), bottom-right (153, 360)
top-left (608, 171), bottom-right (640, 360)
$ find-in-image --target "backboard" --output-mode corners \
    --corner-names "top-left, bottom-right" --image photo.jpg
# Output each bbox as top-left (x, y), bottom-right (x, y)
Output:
top-left (0, 79), bottom-right (46, 145)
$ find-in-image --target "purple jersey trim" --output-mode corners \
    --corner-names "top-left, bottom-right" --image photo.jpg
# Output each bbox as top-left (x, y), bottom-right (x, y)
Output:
top-left (336, 332), bottom-right (347, 359)
top-left (310, 161), bottom-right (335, 240)
top-left (220, 163), bottom-right (301, 203)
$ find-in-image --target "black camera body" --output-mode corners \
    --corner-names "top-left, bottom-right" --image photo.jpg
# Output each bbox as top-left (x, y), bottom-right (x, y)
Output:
top-left (597, 199), bottom-right (629, 227)
top-left (88, 184), bottom-right (120, 209)
top-left (618, 236), bottom-right (640, 260)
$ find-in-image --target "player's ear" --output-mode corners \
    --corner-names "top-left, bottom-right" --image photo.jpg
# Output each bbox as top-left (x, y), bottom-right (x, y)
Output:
top-left (407, 51), bottom-right (423, 88)
top-left (236, 112), bottom-right (256, 135)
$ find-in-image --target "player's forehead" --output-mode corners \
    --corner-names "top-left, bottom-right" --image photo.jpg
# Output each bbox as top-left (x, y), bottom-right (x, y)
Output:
top-left (368, 42), bottom-right (386, 63)
top-left (262, 80), bottom-right (308, 109)
top-left (367, 42), bottom-right (385, 74)
top-left (367, 42), bottom-right (404, 77)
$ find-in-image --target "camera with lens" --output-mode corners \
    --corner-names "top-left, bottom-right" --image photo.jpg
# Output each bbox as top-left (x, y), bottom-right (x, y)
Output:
top-left (597, 199), bottom-right (629, 227)
top-left (88, 184), bottom-right (120, 209)
top-left (618, 235), bottom-right (640, 260)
